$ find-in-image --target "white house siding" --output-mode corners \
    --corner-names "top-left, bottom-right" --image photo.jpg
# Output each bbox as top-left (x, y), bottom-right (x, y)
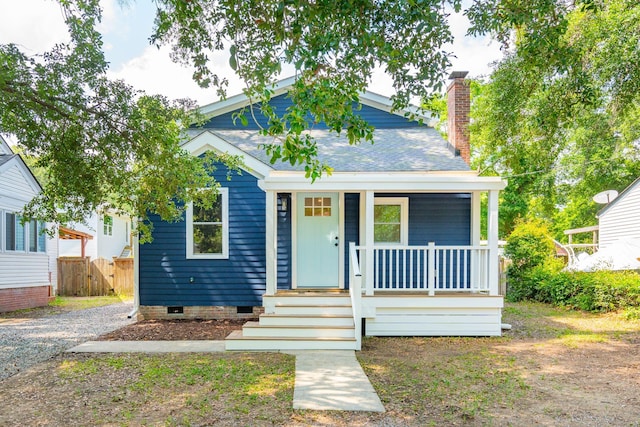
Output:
top-left (599, 181), bottom-right (640, 248)
top-left (0, 165), bottom-right (35, 209)
top-left (97, 214), bottom-right (130, 259)
top-left (59, 213), bottom-right (129, 259)
top-left (0, 161), bottom-right (50, 290)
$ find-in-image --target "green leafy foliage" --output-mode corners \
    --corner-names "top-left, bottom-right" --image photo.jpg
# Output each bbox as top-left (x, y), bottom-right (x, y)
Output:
top-left (535, 270), bottom-right (640, 312)
top-left (504, 219), bottom-right (560, 301)
top-left (151, 0), bottom-right (466, 179)
top-left (504, 220), bottom-right (640, 311)
top-left (0, 1), bottom-right (243, 241)
top-left (471, 0), bottom-right (640, 237)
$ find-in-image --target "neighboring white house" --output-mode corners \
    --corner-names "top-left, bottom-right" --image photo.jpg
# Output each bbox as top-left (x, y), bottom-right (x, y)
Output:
top-left (597, 177), bottom-right (640, 249)
top-left (0, 136), bottom-right (58, 312)
top-left (59, 212), bottom-right (131, 260)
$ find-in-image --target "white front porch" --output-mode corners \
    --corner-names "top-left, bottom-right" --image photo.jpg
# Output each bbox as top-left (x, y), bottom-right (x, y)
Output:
top-left (226, 172), bottom-right (506, 351)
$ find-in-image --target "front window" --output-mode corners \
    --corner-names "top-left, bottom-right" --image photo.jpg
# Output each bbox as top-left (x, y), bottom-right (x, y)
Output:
top-left (28, 220), bottom-right (46, 253)
top-left (186, 188), bottom-right (229, 259)
top-left (374, 197), bottom-right (409, 244)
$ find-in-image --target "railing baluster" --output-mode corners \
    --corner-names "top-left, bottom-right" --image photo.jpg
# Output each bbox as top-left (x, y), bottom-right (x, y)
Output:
top-left (456, 249), bottom-right (461, 289)
top-left (464, 249), bottom-right (468, 290)
top-left (381, 249), bottom-right (386, 289)
top-left (409, 249), bottom-right (413, 289)
top-left (394, 249), bottom-right (399, 289)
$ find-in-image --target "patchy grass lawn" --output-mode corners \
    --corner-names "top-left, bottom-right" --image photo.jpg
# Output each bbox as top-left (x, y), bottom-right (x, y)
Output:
top-left (0, 302), bottom-right (639, 426)
top-left (0, 295), bottom-right (130, 320)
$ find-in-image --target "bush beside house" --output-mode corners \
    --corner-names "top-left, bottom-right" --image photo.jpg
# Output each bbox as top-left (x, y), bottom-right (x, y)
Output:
top-left (505, 219), bottom-right (640, 315)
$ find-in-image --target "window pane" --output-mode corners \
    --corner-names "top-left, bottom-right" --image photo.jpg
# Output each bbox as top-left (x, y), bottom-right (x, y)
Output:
top-left (5, 213), bottom-right (15, 250)
top-left (103, 215), bottom-right (113, 236)
top-left (323, 197), bottom-right (331, 206)
top-left (304, 197), bottom-right (313, 207)
top-left (193, 224), bottom-right (222, 254)
top-left (29, 220), bottom-right (37, 252)
top-left (15, 216), bottom-right (25, 251)
top-left (374, 205), bottom-right (401, 223)
top-left (193, 200), bottom-right (222, 222)
top-left (304, 207), bottom-right (312, 216)
top-left (374, 224), bottom-right (401, 243)
top-left (38, 222), bottom-right (46, 253)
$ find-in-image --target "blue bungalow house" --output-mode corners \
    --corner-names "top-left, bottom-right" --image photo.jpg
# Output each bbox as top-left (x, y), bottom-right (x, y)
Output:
top-left (137, 73), bottom-right (506, 350)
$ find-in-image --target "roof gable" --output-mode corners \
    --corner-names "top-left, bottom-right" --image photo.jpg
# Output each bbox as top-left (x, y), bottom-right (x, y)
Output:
top-left (597, 176), bottom-right (640, 218)
top-left (186, 77), bottom-right (469, 174)
top-left (197, 76), bottom-right (436, 129)
top-left (0, 135), bottom-right (13, 155)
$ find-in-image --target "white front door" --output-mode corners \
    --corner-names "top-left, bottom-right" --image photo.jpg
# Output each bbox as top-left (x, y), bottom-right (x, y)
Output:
top-left (296, 192), bottom-right (340, 288)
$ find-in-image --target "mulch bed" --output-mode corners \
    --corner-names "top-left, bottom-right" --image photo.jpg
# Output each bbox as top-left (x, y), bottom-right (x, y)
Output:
top-left (97, 319), bottom-right (253, 341)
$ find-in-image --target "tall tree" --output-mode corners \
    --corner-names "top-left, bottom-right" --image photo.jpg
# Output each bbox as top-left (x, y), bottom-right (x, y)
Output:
top-left (1, 1), bottom-right (236, 240)
top-left (3, 0), bottom-right (622, 240)
top-left (470, 0), bottom-right (640, 237)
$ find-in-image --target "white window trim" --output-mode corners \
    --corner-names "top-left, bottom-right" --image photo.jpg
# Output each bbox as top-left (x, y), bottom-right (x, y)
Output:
top-left (103, 215), bottom-right (113, 236)
top-left (186, 187), bottom-right (229, 259)
top-left (374, 197), bottom-right (409, 245)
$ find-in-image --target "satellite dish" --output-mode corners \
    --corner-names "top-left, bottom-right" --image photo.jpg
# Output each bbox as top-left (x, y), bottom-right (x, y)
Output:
top-left (593, 190), bottom-right (619, 204)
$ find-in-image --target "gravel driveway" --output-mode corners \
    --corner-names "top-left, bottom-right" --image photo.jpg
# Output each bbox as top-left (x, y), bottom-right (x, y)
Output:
top-left (0, 302), bottom-right (134, 381)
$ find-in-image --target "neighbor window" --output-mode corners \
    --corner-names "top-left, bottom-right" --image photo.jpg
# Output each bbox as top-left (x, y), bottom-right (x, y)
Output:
top-left (186, 188), bottom-right (229, 259)
top-left (374, 198), bottom-right (409, 244)
top-left (103, 215), bottom-right (113, 236)
top-left (28, 220), bottom-right (46, 253)
top-left (5, 212), bottom-right (25, 251)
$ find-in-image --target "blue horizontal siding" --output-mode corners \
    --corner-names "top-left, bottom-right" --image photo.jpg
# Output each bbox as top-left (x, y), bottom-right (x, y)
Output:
top-left (139, 164), bottom-right (266, 307)
top-left (373, 193), bottom-right (471, 289)
top-left (200, 94), bottom-right (422, 130)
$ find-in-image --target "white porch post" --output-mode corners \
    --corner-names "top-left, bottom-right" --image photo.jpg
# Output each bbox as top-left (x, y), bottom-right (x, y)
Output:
top-left (471, 191), bottom-right (481, 290)
top-left (364, 190), bottom-right (375, 295)
top-left (265, 190), bottom-right (277, 296)
top-left (487, 190), bottom-right (500, 295)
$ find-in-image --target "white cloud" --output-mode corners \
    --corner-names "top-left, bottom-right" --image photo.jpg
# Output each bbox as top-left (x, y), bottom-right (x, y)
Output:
top-left (0, 0), bottom-right (69, 53)
top-left (108, 45), bottom-right (245, 106)
top-left (445, 9), bottom-right (502, 79)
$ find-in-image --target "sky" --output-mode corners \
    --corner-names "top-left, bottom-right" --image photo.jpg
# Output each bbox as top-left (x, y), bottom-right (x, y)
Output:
top-left (0, 0), bottom-right (503, 107)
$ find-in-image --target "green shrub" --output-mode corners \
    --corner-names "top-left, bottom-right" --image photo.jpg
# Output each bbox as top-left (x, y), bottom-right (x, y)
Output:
top-left (505, 219), bottom-right (557, 302)
top-left (525, 269), bottom-right (640, 312)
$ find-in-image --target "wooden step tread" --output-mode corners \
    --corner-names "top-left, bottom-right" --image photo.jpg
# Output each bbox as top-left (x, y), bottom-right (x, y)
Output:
top-left (260, 314), bottom-right (352, 319)
top-left (243, 321), bottom-right (354, 330)
top-left (273, 290), bottom-right (349, 295)
top-left (274, 304), bottom-right (352, 308)
top-left (226, 330), bottom-right (356, 341)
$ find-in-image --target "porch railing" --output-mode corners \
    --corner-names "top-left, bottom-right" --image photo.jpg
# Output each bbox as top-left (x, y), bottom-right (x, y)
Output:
top-left (352, 242), bottom-right (491, 295)
top-left (348, 242), bottom-right (362, 350)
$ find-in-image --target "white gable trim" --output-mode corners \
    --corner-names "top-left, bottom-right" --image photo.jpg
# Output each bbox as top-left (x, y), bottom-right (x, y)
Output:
top-left (0, 155), bottom-right (42, 195)
top-left (0, 135), bottom-right (13, 155)
top-left (597, 176), bottom-right (640, 218)
top-left (196, 76), bottom-right (435, 125)
top-left (181, 130), bottom-right (273, 179)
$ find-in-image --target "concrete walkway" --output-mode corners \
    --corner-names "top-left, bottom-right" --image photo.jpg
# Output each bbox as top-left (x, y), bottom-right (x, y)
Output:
top-left (68, 342), bottom-right (385, 412)
top-left (287, 350), bottom-right (385, 412)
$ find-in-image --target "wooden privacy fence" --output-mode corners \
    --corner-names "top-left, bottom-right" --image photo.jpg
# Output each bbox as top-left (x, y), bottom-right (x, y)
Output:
top-left (57, 257), bottom-right (133, 297)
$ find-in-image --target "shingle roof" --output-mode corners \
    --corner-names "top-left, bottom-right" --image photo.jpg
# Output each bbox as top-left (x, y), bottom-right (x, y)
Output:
top-left (189, 127), bottom-right (470, 172)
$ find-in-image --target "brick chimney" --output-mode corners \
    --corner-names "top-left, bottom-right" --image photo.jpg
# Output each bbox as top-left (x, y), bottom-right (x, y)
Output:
top-left (447, 71), bottom-right (470, 164)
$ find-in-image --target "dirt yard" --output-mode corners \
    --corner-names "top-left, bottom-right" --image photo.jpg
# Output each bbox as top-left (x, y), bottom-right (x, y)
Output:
top-left (0, 302), bottom-right (638, 426)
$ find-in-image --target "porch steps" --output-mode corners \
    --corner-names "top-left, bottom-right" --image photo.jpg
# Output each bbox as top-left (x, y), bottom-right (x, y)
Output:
top-left (225, 292), bottom-right (358, 351)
